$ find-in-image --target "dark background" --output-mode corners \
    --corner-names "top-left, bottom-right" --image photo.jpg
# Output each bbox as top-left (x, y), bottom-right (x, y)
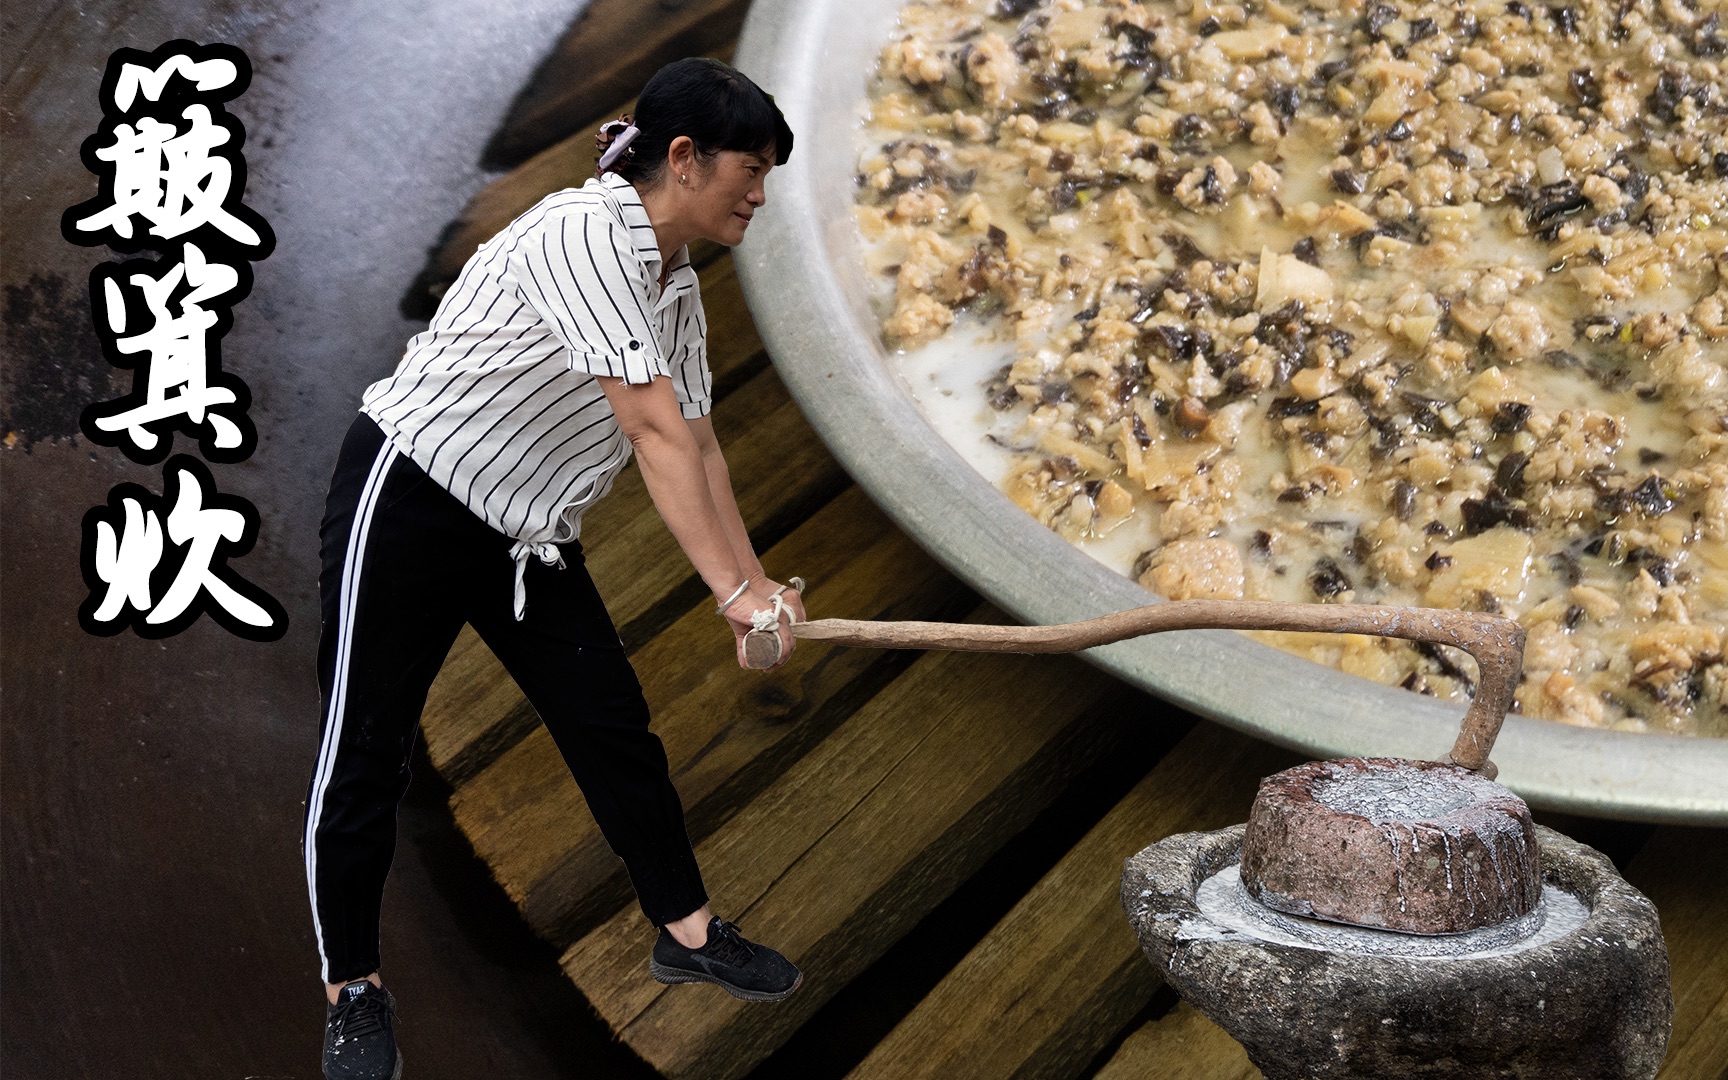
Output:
top-left (0, 1), bottom-right (674, 1075)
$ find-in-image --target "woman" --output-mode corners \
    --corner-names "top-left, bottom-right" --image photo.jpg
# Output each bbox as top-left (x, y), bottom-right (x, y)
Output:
top-left (305, 58), bottom-right (802, 1080)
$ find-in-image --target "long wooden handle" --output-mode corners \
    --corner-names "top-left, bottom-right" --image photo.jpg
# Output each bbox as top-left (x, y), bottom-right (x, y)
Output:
top-left (756, 600), bottom-right (1525, 777)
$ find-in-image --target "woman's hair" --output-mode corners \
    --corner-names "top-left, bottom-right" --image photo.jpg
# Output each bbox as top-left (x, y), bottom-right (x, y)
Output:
top-left (598, 58), bottom-right (793, 185)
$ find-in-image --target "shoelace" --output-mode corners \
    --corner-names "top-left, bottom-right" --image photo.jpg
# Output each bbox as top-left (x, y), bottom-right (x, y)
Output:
top-left (331, 990), bottom-right (392, 1042)
top-left (703, 921), bottom-right (757, 968)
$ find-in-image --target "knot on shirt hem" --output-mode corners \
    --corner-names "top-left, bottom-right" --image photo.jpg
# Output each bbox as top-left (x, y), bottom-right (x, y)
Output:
top-left (509, 539), bottom-right (566, 620)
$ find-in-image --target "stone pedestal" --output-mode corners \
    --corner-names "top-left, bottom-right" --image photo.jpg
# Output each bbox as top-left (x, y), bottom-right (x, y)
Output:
top-left (1122, 825), bottom-right (1671, 1079)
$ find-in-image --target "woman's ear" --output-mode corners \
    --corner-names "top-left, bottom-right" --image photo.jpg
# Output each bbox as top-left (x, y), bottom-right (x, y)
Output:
top-left (666, 135), bottom-right (697, 183)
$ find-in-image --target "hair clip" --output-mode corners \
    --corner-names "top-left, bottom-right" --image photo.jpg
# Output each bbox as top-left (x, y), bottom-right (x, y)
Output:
top-left (595, 115), bottom-right (639, 175)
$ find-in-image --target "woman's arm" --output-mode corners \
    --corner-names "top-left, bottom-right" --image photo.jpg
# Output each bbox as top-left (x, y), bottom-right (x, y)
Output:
top-left (685, 414), bottom-right (805, 620)
top-left (597, 375), bottom-right (796, 665)
top-left (685, 413), bottom-right (762, 585)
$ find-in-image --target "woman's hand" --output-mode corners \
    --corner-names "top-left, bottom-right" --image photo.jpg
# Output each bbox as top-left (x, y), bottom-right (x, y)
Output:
top-left (720, 577), bottom-right (801, 670)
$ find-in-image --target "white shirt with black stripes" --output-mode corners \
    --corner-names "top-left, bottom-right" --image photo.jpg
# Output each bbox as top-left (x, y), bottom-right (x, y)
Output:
top-left (361, 171), bottom-right (710, 617)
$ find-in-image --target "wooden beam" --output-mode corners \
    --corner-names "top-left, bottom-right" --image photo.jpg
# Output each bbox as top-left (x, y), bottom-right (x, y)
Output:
top-left (450, 485), bottom-right (976, 946)
top-left (1092, 1003), bottom-right (1261, 1080)
top-left (403, 128), bottom-right (596, 320)
top-left (403, 46), bottom-right (735, 318)
top-left (417, 632), bottom-right (544, 789)
top-left (481, 0), bottom-right (750, 170)
top-left (561, 624), bottom-right (1145, 1079)
top-left (1627, 827), bottom-right (1728, 1080)
top-left (1660, 992), bottom-right (1728, 1080)
top-left (849, 722), bottom-right (1296, 1080)
top-left (422, 358), bottom-right (846, 787)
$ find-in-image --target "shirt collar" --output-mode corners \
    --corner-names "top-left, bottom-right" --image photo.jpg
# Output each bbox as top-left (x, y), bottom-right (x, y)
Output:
top-left (663, 246), bottom-right (696, 294)
top-left (594, 171), bottom-right (698, 310)
top-left (597, 171), bottom-right (664, 266)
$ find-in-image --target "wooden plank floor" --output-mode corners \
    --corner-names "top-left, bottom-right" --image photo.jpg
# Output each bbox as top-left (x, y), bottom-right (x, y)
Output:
top-left (412, 5), bottom-right (1728, 1077)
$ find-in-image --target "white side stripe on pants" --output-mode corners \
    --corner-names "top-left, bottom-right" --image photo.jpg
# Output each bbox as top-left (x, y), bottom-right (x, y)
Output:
top-left (303, 441), bottom-right (399, 982)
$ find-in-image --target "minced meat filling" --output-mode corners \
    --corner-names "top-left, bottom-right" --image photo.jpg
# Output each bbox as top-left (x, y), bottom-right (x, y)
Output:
top-left (856, 0), bottom-right (1727, 736)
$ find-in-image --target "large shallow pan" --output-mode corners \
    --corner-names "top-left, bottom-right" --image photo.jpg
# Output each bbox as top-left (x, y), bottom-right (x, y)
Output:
top-left (733, 0), bottom-right (1728, 824)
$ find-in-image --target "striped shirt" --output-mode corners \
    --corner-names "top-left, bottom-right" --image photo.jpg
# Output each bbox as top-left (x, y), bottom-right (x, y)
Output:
top-left (361, 171), bottom-right (709, 616)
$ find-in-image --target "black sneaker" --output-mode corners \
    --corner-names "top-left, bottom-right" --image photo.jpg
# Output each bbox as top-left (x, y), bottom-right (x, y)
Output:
top-left (649, 917), bottom-right (802, 1002)
top-left (323, 981), bottom-right (402, 1080)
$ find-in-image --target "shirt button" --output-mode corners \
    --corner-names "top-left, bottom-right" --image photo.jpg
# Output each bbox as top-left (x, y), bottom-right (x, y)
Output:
top-left (628, 339), bottom-right (641, 350)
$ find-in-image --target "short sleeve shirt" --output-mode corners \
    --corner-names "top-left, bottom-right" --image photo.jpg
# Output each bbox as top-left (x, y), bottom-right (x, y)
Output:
top-left (361, 171), bottom-right (710, 546)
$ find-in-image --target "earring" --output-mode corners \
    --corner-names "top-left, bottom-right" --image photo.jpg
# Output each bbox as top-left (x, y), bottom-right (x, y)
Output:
top-left (680, 174), bottom-right (688, 185)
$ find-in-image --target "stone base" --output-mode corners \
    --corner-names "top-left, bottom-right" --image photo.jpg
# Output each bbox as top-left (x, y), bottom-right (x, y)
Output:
top-left (1122, 825), bottom-right (1671, 1079)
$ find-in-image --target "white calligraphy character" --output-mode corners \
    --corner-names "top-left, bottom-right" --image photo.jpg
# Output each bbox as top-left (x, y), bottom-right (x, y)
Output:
top-left (84, 465), bottom-right (283, 636)
top-left (110, 53), bottom-right (239, 112)
top-left (150, 462), bottom-right (278, 630)
top-left (93, 242), bottom-right (244, 454)
top-left (72, 103), bottom-right (261, 248)
top-left (90, 496), bottom-right (166, 624)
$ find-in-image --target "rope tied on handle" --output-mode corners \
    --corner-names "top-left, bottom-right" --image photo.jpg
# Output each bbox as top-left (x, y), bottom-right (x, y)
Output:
top-left (749, 576), bottom-right (805, 632)
top-left (740, 577), bottom-right (804, 669)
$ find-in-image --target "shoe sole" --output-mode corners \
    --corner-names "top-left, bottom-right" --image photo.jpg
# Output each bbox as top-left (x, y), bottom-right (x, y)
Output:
top-left (648, 959), bottom-right (803, 1002)
top-left (323, 1049), bottom-right (402, 1080)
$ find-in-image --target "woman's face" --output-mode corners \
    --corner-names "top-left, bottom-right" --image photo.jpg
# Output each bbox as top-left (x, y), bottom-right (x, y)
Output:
top-left (688, 149), bottom-right (773, 247)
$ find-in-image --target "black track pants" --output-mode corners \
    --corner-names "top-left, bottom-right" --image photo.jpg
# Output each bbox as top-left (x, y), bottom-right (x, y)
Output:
top-left (303, 414), bottom-right (707, 983)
